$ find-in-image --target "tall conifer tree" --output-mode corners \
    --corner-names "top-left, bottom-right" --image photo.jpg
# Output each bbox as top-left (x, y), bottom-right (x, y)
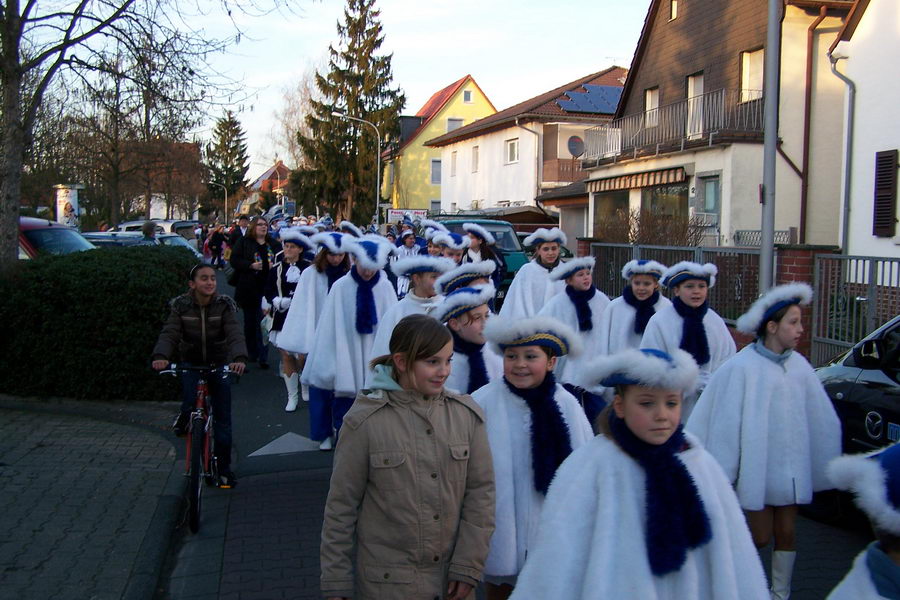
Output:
top-left (206, 110), bottom-right (250, 200)
top-left (293, 0), bottom-right (404, 222)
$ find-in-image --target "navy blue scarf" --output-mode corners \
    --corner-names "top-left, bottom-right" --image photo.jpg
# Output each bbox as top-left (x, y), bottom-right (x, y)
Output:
top-left (325, 264), bottom-right (348, 292)
top-left (672, 296), bottom-right (711, 366)
top-left (451, 330), bottom-right (489, 394)
top-left (503, 373), bottom-right (572, 495)
top-left (622, 285), bottom-right (660, 335)
top-left (608, 411), bottom-right (711, 576)
top-left (350, 266), bottom-right (380, 334)
top-left (565, 285), bottom-right (596, 331)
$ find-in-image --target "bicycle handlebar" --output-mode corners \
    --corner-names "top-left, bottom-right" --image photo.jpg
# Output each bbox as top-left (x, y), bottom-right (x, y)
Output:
top-left (158, 364), bottom-right (233, 377)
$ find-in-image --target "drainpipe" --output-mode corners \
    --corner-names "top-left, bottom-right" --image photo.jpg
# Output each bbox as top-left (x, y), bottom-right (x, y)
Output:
top-left (515, 117), bottom-right (542, 201)
top-left (800, 6), bottom-right (828, 244)
top-left (828, 51), bottom-right (855, 255)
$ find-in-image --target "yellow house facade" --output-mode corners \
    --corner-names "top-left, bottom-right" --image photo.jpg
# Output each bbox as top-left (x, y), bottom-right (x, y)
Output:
top-left (384, 75), bottom-right (496, 212)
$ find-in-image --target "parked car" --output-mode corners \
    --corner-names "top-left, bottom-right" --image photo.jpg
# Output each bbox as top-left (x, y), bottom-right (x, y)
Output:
top-left (82, 231), bottom-right (145, 248)
top-left (113, 219), bottom-right (199, 247)
top-left (157, 233), bottom-right (206, 261)
top-left (19, 217), bottom-right (95, 259)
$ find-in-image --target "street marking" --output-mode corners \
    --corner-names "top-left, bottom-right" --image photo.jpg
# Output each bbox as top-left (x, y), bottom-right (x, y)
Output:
top-left (248, 432), bottom-right (321, 456)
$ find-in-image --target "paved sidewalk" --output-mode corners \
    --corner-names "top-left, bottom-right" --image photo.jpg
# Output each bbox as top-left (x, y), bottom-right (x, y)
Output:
top-left (0, 399), bottom-right (182, 600)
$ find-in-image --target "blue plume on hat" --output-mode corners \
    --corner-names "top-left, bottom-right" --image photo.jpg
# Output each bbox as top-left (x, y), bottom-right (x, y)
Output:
top-left (348, 236), bottom-right (393, 271)
top-left (312, 231), bottom-right (348, 254)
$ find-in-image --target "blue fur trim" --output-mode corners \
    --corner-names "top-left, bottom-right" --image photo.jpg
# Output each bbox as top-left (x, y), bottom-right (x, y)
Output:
top-left (351, 266), bottom-right (379, 334)
top-left (622, 285), bottom-right (660, 334)
top-left (608, 412), bottom-right (712, 576)
top-left (503, 373), bottom-right (572, 495)
top-left (451, 330), bottom-right (490, 394)
top-left (565, 285), bottom-right (596, 331)
top-left (672, 297), bottom-right (710, 366)
top-left (325, 264), bottom-right (349, 292)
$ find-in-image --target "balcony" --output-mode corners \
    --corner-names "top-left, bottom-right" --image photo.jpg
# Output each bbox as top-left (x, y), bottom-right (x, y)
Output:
top-left (584, 89), bottom-right (764, 163)
top-left (542, 158), bottom-right (587, 183)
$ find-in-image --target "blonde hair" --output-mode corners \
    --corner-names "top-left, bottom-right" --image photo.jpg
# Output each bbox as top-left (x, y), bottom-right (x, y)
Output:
top-left (369, 314), bottom-right (452, 372)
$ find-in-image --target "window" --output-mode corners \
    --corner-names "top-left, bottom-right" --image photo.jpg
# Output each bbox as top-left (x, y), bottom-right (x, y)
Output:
top-left (874, 149), bottom-right (898, 237)
top-left (450, 151), bottom-right (457, 177)
top-left (447, 118), bottom-right (463, 132)
top-left (431, 159), bottom-right (441, 185)
top-left (505, 138), bottom-right (519, 164)
top-left (430, 199), bottom-right (442, 213)
top-left (669, 0), bottom-right (678, 20)
top-left (687, 73), bottom-right (704, 138)
top-left (472, 146), bottom-right (479, 172)
top-left (741, 49), bottom-right (765, 102)
top-left (641, 183), bottom-right (689, 219)
top-left (698, 176), bottom-right (721, 214)
top-left (645, 88), bottom-right (659, 127)
top-left (497, 200), bottom-right (511, 207)
top-left (463, 90), bottom-right (473, 103)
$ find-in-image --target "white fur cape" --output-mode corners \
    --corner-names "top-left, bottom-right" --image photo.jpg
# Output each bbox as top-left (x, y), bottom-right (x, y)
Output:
top-left (445, 344), bottom-right (504, 395)
top-left (640, 302), bottom-right (736, 419)
top-left (471, 379), bottom-right (593, 577)
top-left (597, 294), bottom-right (672, 354)
top-left (300, 272), bottom-right (398, 396)
top-left (686, 345), bottom-right (841, 511)
top-left (275, 267), bottom-right (334, 354)
top-left (536, 287), bottom-right (610, 385)
top-left (509, 433), bottom-right (768, 600)
top-left (498, 260), bottom-right (566, 320)
top-left (828, 547), bottom-right (887, 600)
top-left (364, 291), bottom-right (443, 387)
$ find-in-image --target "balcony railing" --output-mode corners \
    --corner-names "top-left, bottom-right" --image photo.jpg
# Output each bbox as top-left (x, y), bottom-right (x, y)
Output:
top-left (584, 89), bottom-right (764, 161)
top-left (542, 158), bottom-right (587, 183)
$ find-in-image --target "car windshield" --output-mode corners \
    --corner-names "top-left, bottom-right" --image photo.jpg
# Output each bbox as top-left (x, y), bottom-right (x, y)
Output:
top-left (159, 235), bottom-right (191, 248)
top-left (24, 228), bottom-right (95, 255)
top-left (445, 223), bottom-right (523, 253)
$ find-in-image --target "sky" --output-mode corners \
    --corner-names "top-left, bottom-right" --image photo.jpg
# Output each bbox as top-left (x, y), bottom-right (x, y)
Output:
top-left (202, 0), bottom-right (651, 180)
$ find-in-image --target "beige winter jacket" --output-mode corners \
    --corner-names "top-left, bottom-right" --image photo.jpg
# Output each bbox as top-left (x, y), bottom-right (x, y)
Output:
top-left (320, 385), bottom-right (495, 600)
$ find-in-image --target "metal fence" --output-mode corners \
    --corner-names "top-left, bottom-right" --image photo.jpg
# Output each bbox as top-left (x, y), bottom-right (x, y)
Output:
top-left (811, 254), bottom-right (900, 366)
top-left (589, 242), bottom-right (761, 324)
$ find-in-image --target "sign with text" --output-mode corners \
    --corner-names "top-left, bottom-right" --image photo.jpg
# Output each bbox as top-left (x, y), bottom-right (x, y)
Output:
top-left (386, 209), bottom-right (428, 225)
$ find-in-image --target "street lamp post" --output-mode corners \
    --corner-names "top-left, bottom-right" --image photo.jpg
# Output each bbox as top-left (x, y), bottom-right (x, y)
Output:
top-left (209, 181), bottom-right (228, 223)
top-left (332, 111), bottom-right (382, 230)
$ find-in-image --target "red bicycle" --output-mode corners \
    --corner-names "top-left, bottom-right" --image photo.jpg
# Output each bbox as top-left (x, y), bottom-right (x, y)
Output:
top-left (160, 364), bottom-right (232, 533)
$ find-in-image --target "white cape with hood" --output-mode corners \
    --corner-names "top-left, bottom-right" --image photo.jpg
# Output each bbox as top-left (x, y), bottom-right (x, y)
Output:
top-left (471, 379), bottom-right (593, 577)
top-left (498, 260), bottom-right (565, 320)
top-left (597, 294), bottom-right (672, 354)
top-left (828, 548), bottom-right (888, 600)
top-left (537, 287), bottom-right (610, 384)
top-left (445, 345), bottom-right (504, 396)
top-left (275, 267), bottom-right (331, 354)
top-left (364, 292), bottom-right (443, 386)
top-left (301, 271), bottom-right (397, 397)
top-left (686, 345), bottom-right (842, 511)
top-left (510, 433), bottom-right (768, 600)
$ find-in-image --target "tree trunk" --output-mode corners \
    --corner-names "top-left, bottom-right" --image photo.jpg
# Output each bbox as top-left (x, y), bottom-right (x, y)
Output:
top-left (1, 66), bottom-right (25, 271)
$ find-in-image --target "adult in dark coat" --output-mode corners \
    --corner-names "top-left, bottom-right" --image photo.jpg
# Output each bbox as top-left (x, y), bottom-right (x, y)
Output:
top-left (230, 216), bottom-right (282, 368)
top-left (228, 215), bottom-right (250, 248)
top-left (208, 224), bottom-right (227, 268)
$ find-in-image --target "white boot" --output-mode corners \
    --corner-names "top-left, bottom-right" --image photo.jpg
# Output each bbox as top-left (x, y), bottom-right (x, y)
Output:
top-left (301, 384), bottom-right (310, 402)
top-left (283, 373), bottom-right (300, 412)
top-left (770, 550), bottom-right (796, 600)
top-left (318, 436), bottom-right (334, 451)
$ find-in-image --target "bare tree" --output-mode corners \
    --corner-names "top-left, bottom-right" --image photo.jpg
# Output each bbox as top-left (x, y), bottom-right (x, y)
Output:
top-left (269, 62), bottom-right (321, 169)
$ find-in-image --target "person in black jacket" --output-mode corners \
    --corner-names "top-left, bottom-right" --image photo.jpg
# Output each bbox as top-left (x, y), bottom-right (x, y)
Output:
top-left (228, 215), bottom-right (250, 248)
top-left (208, 224), bottom-right (226, 268)
top-left (152, 264), bottom-right (248, 487)
top-left (230, 216), bottom-right (282, 368)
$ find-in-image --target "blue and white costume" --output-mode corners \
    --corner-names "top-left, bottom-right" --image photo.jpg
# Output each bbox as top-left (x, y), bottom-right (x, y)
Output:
top-left (597, 260), bottom-right (670, 354)
top-left (499, 228), bottom-right (567, 320)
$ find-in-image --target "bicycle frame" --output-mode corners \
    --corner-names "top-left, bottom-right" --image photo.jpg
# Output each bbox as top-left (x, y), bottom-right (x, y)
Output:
top-left (183, 376), bottom-right (215, 480)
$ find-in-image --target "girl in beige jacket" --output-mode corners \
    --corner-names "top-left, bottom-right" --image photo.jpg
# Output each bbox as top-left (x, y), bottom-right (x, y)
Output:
top-left (320, 314), bottom-right (496, 600)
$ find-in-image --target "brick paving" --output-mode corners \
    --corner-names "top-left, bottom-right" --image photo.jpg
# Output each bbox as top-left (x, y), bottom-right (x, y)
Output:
top-left (0, 407), bottom-right (177, 600)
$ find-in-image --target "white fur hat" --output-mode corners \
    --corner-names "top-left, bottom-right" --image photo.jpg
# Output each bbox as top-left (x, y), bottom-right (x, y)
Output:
top-left (278, 227), bottom-right (313, 250)
top-left (347, 236), bottom-right (394, 271)
top-left (432, 284), bottom-right (496, 323)
top-left (420, 219), bottom-right (448, 237)
top-left (462, 222), bottom-right (496, 245)
top-left (828, 444), bottom-right (900, 536)
top-left (435, 260), bottom-right (496, 295)
top-left (735, 282), bottom-right (813, 335)
top-left (523, 227), bottom-right (567, 248)
top-left (577, 348), bottom-right (699, 394)
top-left (432, 231), bottom-right (471, 250)
top-left (622, 259), bottom-right (668, 280)
top-left (484, 316), bottom-right (582, 358)
top-left (549, 256), bottom-right (595, 281)
top-left (298, 225), bottom-right (318, 236)
top-left (311, 231), bottom-right (349, 254)
top-left (390, 255), bottom-right (456, 278)
top-left (661, 261), bottom-right (717, 289)
top-left (339, 220), bottom-right (363, 238)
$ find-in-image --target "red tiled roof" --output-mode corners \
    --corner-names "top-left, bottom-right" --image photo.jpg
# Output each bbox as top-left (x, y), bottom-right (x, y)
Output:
top-left (424, 66), bottom-right (627, 148)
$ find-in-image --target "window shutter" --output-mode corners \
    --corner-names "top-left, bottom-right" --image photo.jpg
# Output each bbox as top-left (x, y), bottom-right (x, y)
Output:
top-left (873, 150), bottom-right (898, 237)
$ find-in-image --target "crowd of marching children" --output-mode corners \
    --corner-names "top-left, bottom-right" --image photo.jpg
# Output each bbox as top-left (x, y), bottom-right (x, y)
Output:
top-left (155, 211), bottom-right (900, 599)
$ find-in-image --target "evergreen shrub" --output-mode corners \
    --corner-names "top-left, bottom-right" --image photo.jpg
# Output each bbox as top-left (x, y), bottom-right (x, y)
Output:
top-left (0, 246), bottom-right (198, 401)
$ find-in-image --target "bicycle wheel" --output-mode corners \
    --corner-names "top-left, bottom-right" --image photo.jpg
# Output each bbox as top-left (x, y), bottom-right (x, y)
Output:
top-left (188, 416), bottom-right (204, 533)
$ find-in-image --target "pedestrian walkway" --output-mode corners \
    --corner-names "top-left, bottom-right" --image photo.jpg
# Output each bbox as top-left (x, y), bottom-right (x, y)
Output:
top-left (0, 405), bottom-right (179, 600)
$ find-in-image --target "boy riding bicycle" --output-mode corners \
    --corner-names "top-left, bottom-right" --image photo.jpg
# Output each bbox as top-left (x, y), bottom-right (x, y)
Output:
top-left (152, 264), bottom-right (248, 488)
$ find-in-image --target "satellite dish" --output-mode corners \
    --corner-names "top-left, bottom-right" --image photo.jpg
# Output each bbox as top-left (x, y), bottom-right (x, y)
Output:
top-left (568, 135), bottom-right (585, 158)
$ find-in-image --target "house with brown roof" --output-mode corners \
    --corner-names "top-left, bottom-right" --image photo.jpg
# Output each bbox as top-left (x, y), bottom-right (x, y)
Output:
top-left (382, 75), bottom-right (496, 212)
top-left (581, 0), bottom-right (853, 247)
top-left (425, 66), bottom-right (626, 245)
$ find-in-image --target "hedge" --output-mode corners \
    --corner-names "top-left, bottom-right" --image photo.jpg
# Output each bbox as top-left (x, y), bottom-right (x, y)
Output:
top-left (0, 246), bottom-right (199, 401)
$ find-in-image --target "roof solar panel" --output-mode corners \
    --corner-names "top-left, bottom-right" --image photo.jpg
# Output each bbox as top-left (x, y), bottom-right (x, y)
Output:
top-left (558, 85), bottom-right (622, 114)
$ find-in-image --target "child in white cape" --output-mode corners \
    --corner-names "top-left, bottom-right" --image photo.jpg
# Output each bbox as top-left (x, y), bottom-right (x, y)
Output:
top-left (511, 348), bottom-right (768, 600)
top-left (498, 228), bottom-right (566, 320)
top-left (597, 259), bottom-right (670, 354)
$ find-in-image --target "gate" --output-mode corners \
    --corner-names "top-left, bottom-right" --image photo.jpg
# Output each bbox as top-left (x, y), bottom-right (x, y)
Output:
top-left (812, 255), bottom-right (900, 366)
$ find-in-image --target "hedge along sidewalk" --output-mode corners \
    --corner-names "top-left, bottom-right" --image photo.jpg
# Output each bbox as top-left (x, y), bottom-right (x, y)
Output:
top-left (0, 394), bottom-right (185, 600)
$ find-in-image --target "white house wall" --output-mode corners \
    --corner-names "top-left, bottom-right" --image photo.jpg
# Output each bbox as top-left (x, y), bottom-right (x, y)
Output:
top-left (834, 0), bottom-right (900, 258)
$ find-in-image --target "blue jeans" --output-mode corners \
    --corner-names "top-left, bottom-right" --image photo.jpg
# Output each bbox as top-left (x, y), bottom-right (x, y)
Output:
top-left (308, 386), bottom-right (355, 441)
top-left (181, 369), bottom-right (233, 469)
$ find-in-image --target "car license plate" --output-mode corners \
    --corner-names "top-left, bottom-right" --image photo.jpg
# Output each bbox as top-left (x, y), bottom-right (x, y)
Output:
top-left (889, 423), bottom-right (900, 442)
